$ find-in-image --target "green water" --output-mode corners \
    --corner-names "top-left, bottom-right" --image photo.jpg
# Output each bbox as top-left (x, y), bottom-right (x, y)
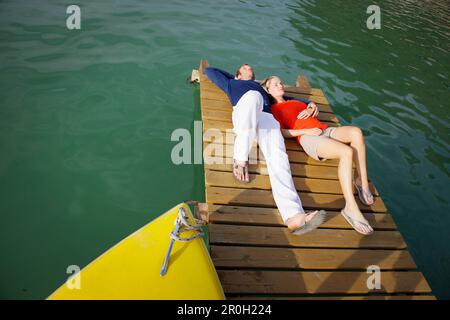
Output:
top-left (0, 0), bottom-right (449, 299)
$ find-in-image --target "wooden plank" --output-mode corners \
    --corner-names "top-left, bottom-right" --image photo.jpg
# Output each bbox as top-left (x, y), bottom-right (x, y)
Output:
top-left (203, 142), bottom-right (341, 167)
top-left (296, 75), bottom-right (311, 92)
top-left (206, 186), bottom-right (388, 213)
top-left (202, 116), bottom-right (339, 132)
top-left (200, 86), bottom-right (330, 106)
top-left (229, 295), bottom-right (436, 300)
top-left (201, 77), bottom-right (324, 96)
top-left (201, 80), bottom-right (330, 105)
top-left (201, 106), bottom-right (339, 123)
top-left (205, 170), bottom-right (379, 197)
top-left (208, 224), bottom-right (406, 249)
top-left (199, 59), bottom-right (209, 75)
top-left (201, 80), bottom-right (328, 103)
top-left (202, 124), bottom-right (340, 158)
top-left (218, 270), bottom-right (432, 294)
top-left (201, 96), bottom-right (334, 114)
top-left (285, 90), bottom-right (330, 106)
top-left (211, 245), bottom-right (416, 270)
top-left (203, 132), bottom-right (338, 160)
top-left (199, 86), bottom-right (228, 101)
top-left (205, 161), bottom-right (340, 180)
top-left (207, 205), bottom-right (395, 229)
top-left (204, 158), bottom-right (373, 188)
top-left (203, 130), bottom-right (334, 153)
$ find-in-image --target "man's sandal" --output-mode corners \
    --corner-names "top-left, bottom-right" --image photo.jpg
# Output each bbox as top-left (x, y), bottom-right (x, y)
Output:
top-left (291, 210), bottom-right (326, 236)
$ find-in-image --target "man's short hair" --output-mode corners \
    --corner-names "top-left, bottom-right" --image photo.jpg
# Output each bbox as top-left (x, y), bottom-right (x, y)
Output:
top-left (235, 64), bottom-right (255, 80)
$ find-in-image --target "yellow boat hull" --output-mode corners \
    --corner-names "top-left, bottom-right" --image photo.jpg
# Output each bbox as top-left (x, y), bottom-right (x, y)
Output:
top-left (48, 203), bottom-right (225, 300)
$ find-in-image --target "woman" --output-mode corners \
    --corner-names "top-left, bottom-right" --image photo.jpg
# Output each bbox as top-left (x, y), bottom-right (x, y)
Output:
top-left (261, 76), bottom-right (375, 235)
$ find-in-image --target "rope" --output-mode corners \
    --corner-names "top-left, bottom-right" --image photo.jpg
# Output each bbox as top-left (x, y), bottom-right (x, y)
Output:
top-left (169, 206), bottom-right (206, 242)
top-left (160, 202), bottom-right (207, 276)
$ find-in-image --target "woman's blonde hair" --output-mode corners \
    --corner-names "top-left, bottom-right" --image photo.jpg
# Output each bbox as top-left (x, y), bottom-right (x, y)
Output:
top-left (260, 76), bottom-right (279, 93)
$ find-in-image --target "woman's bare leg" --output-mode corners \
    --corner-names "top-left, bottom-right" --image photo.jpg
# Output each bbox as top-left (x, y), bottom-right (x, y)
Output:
top-left (330, 126), bottom-right (373, 204)
top-left (316, 138), bottom-right (373, 234)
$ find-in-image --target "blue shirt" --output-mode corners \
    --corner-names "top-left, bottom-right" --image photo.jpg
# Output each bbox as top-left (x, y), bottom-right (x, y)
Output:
top-left (204, 67), bottom-right (310, 113)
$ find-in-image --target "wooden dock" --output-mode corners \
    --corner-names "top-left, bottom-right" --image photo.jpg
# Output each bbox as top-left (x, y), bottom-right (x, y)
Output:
top-left (196, 60), bottom-right (434, 300)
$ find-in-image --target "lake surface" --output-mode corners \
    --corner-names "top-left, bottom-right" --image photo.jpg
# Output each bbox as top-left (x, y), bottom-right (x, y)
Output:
top-left (0, 0), bottom-right (449, 299)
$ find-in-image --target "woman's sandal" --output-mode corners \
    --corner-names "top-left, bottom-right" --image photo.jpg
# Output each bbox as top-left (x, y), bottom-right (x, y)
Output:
top-left (291, 210), bottom-right (327, 235)
top-left (354, 182), bottom-right (374, 206)
top-left (233, 160), bottom-right (249, 183)
top-left (341, 209), bottom-right (374, 235)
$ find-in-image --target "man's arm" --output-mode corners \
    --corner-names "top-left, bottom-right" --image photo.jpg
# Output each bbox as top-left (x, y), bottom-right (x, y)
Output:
top-left (204, 67), bottom-right (234, 93)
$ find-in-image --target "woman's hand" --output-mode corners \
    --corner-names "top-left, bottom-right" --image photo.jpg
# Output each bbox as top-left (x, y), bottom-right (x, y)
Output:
top-left (297, 102), bottom-right (318, 119)
top-left (297, 109), bottom-right (311, 120)
top-left (308, 102), bottom-right (319, 118)
top-left (302, 128), bottom-right (323, 136)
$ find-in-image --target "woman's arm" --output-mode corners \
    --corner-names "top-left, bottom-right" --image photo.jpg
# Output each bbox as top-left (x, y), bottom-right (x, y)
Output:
top-left (272, 108), bottom-right (322, 138)
top-left (281, 129), bottom-right (305, 138)
top-left (284, 96), bottom-right (319, 118)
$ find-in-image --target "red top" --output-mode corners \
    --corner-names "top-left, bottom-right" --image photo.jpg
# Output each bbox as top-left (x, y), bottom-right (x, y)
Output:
top-left (271, 100), bottom-right (329, 143)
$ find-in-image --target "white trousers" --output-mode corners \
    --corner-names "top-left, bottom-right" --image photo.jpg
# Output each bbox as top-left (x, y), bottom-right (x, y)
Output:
top-left (232, 90), bottom-right (305, 223)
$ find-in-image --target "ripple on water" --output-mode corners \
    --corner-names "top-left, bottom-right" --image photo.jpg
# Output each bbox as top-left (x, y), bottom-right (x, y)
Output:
top-left (1, 0), bottom-right (450, 299)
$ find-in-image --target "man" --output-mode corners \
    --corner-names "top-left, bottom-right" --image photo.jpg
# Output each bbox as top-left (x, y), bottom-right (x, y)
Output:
top-left (204, 64), bottom-right (325, 234)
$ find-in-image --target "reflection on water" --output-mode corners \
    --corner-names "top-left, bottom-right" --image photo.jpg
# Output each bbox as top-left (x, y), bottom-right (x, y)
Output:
top-left (284, 0), bottom-right (450, 299)
top-left (0, 0), bottom-right (449, 299)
